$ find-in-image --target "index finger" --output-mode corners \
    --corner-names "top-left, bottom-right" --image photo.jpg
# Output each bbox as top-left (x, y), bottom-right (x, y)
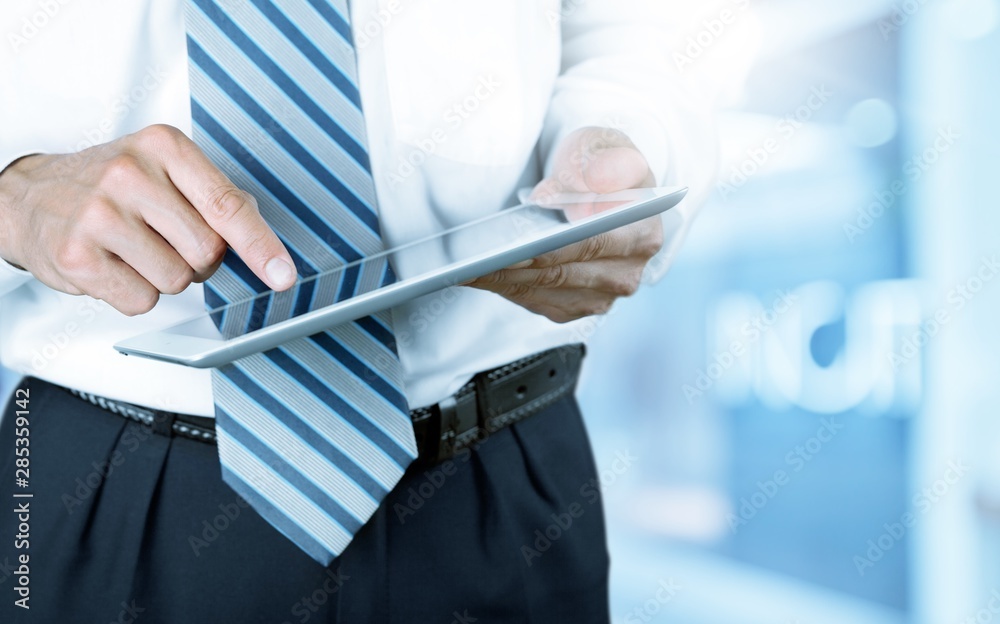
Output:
top-left (525, 230), bottom-right (619, 270)
top-left (522, 220), bottom-right (657, 270)
top-left (154, 127), bottom-right (297, 291)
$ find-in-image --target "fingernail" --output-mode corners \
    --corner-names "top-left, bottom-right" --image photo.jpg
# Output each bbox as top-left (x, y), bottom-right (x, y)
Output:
top-left (265, 257), bottom-right (296, 289)
top-left (508, 259), bottom-right (533, 269)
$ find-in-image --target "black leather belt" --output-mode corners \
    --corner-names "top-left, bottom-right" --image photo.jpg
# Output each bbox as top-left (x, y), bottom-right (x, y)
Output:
top-left (62, 344), bottom-right (585, 466)
top-left (409, 344), bottom-right (585, 466)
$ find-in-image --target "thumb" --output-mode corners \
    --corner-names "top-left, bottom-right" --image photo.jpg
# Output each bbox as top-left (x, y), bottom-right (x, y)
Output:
top-left (582, 146), bottom-right (654, 194)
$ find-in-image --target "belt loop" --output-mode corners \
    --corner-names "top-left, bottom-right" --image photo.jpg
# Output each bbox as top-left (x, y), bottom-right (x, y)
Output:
top-left (472, 371), bottom-right (490, 433)
top-left (150, 410), bottom-right (177, 438)
top-left (436, 395), bottom-right (459, 463)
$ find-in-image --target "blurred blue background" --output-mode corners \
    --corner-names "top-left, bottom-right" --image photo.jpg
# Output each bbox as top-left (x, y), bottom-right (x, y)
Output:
top-left (577, 0), bottom-right (1000, 622)
top-left (3, 1), bottom-right (998, 622)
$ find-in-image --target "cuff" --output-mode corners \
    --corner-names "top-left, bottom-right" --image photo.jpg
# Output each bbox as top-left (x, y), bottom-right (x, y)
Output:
top-left (539, 101), bottom-right (708, 286)
top-left (0, 150), bottom-right (40, 179)
top-left (0, 151), bottom-right (40, 297)
top-left (0, 259), bottom-right (32, 297)
top-left (539, 92), bottom-right (671, 185)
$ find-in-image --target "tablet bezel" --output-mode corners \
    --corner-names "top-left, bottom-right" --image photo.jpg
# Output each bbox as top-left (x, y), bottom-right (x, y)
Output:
top-left (113, 186), bottom-right (688, 368)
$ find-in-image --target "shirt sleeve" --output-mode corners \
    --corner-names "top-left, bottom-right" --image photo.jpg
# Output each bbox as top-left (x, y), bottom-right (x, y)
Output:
top-left (0, 0), bottom-right (188, 299)
top-left (0, 261), bottom-right (33, 298)
top-left (540, 0), bottom-right (719, 283)
top-left (0, 153), bottom-right (40, 297)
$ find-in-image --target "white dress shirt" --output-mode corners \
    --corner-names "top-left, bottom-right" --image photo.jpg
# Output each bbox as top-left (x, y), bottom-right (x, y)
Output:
top-left (0, 0), bottom-right (712, 415)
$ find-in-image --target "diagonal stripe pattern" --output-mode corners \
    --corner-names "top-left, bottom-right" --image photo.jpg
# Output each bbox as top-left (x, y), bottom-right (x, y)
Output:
top-left (186, 0), bottom-right (417, 565)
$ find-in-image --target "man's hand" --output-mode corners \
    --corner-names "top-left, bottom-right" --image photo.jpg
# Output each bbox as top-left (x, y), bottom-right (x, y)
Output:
top-left (467, 127), bottom-right (664, 323)
top-left (0, 125), bottom-right (296, 316)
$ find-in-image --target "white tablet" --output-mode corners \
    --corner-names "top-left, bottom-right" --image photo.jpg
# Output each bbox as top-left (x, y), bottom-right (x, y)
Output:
top-left (114, 186), bottom-right (687, 368)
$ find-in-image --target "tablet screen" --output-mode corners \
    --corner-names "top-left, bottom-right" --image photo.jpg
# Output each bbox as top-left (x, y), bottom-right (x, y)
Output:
top-left (115, 186), bottom-right (687, 366)
top-left (180, 198), bottom-right (567, 340)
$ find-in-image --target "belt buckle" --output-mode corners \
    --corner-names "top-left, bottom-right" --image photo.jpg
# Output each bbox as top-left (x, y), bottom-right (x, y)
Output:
top-left (435, 386), bottom-right (479, 463)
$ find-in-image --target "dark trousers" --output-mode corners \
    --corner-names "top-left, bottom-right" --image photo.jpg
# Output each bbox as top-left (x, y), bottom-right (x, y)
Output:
top-left (0, 377), bottom-right (610, 623)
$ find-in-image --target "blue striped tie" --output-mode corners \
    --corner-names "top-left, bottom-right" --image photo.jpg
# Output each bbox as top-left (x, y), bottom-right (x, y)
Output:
top-left (186, 0), bottom-right (418, 565)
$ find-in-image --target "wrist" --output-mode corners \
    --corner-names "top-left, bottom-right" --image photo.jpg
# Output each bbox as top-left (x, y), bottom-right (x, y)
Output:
top-left (0, 154), bottom-right (39, 270)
